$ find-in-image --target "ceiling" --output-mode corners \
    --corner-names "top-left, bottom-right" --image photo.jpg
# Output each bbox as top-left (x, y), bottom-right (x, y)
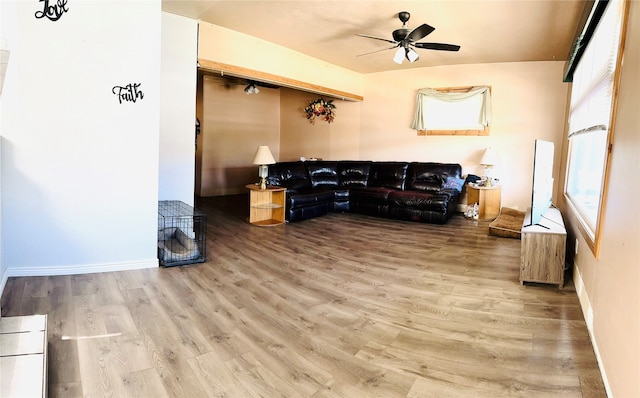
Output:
top-left (161, 0), bottom-right (587, 74)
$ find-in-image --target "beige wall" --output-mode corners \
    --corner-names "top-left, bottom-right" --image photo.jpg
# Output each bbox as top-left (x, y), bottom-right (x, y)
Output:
top-left (559, 2), bottom-right (639, 397)
top-left (280, 89), bottom-right (362, 161)
top-left (198, 75), bottom-right (281, 196)
top-left (279, 61), bottom-right (569, 212)
top-left (359, 61), bottom-right (569, 211)
top-left (200, 61), bottom-right (570, 211)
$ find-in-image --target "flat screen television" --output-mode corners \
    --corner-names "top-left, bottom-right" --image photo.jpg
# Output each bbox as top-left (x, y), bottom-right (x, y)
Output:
top-left (527, 139), bottom-right (554, 227)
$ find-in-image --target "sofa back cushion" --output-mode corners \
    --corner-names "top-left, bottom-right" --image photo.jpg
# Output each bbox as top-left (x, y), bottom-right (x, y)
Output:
top-left (369, 162), bottom-right (408, 190)
top-left (406, 162), bottom-right (463, 192)
top-left (338, 161), bottom-right (371, 187)
top-left (266, 161), bottom-right (310, 190)
top-left (307, 161), bottom-right (339, 188)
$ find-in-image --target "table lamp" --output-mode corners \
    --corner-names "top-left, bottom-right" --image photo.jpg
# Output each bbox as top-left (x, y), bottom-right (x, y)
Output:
top-left (480, 147), bottom-right (499, 186)
top-left (252, 145), bottom-right (276, 190)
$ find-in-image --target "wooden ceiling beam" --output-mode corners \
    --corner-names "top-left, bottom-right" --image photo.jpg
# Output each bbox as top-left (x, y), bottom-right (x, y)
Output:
top-left (197, 59), bottom-right (364, 102)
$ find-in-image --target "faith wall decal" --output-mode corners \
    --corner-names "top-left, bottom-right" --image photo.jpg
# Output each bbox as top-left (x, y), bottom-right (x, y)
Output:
top-left (112, 83), bottom-right (144, 104)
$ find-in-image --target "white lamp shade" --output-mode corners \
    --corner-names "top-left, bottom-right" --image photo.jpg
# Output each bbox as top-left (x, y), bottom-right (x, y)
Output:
top-left (406, 48), bottom-right (419, 63)
top-left (393, 47), bottom-right (405, 64)
top-left (480, 147), bottom-right (499, 166)
top-left (252, 145), bottom-right (276, 165)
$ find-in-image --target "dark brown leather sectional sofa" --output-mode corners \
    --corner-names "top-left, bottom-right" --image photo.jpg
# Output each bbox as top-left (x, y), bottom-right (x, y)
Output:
top-left (266, 160), bottom-right (464, 224)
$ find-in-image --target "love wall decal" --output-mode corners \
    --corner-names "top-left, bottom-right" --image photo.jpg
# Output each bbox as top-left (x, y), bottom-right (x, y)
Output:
top-left (35, 0), bottom-right (69, 21)
top-left (112, 83), bottom-right (144, 104)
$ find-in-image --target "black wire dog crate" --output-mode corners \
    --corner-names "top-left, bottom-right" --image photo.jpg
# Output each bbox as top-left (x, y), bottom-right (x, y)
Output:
top-left (157, 200), bottom-right (207, 267)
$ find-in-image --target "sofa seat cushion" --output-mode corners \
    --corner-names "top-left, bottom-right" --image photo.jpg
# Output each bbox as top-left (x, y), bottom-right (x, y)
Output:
top-left (288, 187), bottom-right (335, 209)
top-left (349, 186), bottom-right (396, 205)
top-left (333, 188), bottom-right (349, 201)
top-left (387, 191), bottom-right (448, 212)
top-left (406, 162), bottom-right (462, 192)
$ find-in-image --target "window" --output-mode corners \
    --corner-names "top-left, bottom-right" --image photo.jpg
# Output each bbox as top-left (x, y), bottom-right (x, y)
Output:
top-left (412, 86), bottom-right (491, 136)
top-left (564, 0), bottom-right (627, 257)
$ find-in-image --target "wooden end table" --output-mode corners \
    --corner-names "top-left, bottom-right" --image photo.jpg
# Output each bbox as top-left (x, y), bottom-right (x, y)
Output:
top-left (246, 184), bottom-right (286, 226)
top-left (467, 184), bottom-right (501, 220)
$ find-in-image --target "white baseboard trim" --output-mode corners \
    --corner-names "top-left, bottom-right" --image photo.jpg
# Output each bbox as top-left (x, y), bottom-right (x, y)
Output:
top-left (573, 263), bottom-right (612, 398)
top-left (5, 259), bottom-right (158, 278)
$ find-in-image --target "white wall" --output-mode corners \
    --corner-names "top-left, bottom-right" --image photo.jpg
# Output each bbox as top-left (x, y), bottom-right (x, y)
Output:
top-left (159, 13), bottom-right (197, 206)
top-left (0, 0), bottom-right (161, 275)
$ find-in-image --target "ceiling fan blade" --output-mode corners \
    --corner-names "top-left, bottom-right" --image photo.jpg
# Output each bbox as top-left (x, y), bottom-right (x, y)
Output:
top-left (356, 33), bottom-right (397, 44)
top-left (414, 42), bottom-right (461, 51)
top-left (405, 23), bottom-right (435, 42)
top-left (356, 45), bottom-right (399, 57)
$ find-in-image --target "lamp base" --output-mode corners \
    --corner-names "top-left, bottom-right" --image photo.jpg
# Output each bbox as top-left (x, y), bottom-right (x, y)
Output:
top-left (260, 177), bottom-right (267, 190)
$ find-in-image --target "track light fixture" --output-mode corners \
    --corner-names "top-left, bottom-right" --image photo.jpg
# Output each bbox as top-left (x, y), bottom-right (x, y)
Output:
top-left (244, 82), bottom-right (260, 95)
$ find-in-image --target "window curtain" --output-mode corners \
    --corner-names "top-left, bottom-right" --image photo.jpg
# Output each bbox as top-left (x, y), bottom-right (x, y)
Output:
top-left (411, 86), bottom-right (491, 131)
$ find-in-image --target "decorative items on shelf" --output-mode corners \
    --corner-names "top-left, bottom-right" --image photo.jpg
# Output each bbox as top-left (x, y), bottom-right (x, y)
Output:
top-left (304, 98), bottom-right (336, 124)
top-left (468, 177), bottom-right (500, 188)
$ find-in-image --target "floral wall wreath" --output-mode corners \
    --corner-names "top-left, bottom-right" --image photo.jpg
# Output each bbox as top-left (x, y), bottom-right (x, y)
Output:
top-left (304, 98), bottom-right (336, 124)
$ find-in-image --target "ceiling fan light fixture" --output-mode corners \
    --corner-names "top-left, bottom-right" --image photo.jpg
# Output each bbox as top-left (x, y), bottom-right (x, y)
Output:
top-left (357, 11), bottom-right (460, 66)
top-left (406, 48), bottom-right (419, 63)
top-left (393, 47), bottom-right (405, 64)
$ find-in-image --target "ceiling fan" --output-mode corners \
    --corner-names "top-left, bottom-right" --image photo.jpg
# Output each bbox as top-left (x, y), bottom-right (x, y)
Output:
top-left (357, 11), bottom-right (460, 64)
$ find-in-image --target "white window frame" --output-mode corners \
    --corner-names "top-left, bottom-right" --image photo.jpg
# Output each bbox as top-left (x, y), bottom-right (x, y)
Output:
top-left (564, 0), bottom-right (628, 258)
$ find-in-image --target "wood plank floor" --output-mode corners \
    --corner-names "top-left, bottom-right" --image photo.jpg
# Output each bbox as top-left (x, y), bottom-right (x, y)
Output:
top-left (1, 195), bottom-right (606, 397)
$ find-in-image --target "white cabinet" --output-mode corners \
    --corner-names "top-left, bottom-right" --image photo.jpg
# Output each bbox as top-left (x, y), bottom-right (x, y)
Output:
top-left (1, 315), bottom-right (48, 398)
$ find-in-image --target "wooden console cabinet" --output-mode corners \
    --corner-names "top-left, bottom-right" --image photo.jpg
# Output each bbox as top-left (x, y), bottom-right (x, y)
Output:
top-left (520, 207), bottom-right (566, 288)
top-left (246, 184), bottom-right (286, 226)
